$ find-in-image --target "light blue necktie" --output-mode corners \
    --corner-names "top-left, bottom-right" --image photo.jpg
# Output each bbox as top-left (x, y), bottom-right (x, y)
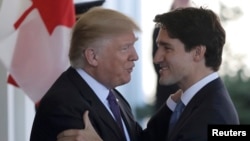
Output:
top-left (169, 100), bottom-right (185, 132)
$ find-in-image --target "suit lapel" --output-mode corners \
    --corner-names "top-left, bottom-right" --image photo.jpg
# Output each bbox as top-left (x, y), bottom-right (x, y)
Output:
top-left (91, 101), bottom-right (126, 140)
top-left (168, 78), bottom-right (221, 140)
top-left (112, 89), bottom-right (136, 141)
top-left (66, 67), bottom-right (126, 140)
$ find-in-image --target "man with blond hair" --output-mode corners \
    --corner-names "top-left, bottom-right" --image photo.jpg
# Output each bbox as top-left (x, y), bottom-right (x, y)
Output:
top-left (30, 7), bottom-right (142, 141)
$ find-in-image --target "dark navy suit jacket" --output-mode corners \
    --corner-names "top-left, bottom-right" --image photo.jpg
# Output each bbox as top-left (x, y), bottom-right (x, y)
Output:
top-left (142, 77), bottom-right (239, 141)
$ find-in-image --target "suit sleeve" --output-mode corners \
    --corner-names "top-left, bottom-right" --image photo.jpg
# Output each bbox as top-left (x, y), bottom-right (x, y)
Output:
top-left (30, 90), bottom-right (87, 141)
top-left (141, 104), bottom-right (172, 141)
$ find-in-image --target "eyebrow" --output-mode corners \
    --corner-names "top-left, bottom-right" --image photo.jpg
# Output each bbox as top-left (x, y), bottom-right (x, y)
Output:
top-left (156, 41), bottom-right (171, 46)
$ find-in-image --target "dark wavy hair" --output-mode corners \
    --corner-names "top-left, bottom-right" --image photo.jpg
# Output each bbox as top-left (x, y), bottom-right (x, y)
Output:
top-left (154, 7), bottom-right (225, 71)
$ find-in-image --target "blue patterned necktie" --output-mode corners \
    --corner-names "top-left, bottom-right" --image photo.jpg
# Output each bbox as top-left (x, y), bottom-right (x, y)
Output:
top-left (107, 90), bottom-right (125, 134)
top-left (169, 100), bottom-right (185, 132)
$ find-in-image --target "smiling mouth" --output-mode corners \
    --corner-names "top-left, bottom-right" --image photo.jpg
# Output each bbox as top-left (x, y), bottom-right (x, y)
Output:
top-left (159, 66), bottom-right (169, 74)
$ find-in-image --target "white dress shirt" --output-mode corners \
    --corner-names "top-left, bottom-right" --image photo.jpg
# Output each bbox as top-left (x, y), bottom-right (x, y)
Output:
top-left (167, 72), bottom-right (219, 111)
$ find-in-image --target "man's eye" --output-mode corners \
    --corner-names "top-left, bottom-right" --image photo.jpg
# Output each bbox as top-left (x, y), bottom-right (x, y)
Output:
top-left (122, 45), bottom-right (129, 50)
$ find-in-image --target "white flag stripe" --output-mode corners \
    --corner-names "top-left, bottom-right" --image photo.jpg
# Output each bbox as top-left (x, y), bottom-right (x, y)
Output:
top-left (0, 0), bottom-right (31, 39)
top-left (0, 0), bottom-right (74, 103)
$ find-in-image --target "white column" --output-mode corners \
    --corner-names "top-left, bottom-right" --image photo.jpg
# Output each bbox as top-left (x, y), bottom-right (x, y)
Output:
top-left (0, 61), bottom-right (10, 141)
top-left (12, 87), bottom-right (35, 141)
top-left (0, 62), bottom-right (35, 141)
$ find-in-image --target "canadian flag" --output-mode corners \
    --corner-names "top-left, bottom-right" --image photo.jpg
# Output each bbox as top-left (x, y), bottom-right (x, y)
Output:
top-left (0, 0), bottom-right (75, 103)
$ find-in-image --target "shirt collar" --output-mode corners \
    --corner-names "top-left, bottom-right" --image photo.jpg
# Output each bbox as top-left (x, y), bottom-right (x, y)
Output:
top-left (181, 72), bottom-right (219, 106)
top-left (76, 68), bottom-right (109, 103)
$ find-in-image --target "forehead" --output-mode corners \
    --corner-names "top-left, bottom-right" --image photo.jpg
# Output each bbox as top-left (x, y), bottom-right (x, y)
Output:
top-left (111, 32), bottom-right (138, 43)
top-left (156, 28), bottom-right (171, 42)
top-left (100, 32), bottom-right (138, 50)
top-left (156, 28), bottom-right (185, 48)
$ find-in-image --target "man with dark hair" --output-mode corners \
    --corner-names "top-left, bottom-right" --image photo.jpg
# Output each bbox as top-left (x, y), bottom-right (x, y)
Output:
top-left (152, 0), bottom-right (190, 110)
top-left (143, 6), bottom-right (239, 141)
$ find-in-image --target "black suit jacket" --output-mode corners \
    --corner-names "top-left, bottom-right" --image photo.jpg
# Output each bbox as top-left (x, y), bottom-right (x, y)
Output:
top-left (142, 77), bottom-right (239, 141)
top-left (30, 67), bottom-right (142, 141)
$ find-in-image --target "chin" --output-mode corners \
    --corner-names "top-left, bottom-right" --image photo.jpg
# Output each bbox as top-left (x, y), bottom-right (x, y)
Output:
top-left (124, 78), bottom-right (131, 84)
top-left (121, 78), bottom-right (131, 85)
top-left (159, 78), bottom-right (173, 86)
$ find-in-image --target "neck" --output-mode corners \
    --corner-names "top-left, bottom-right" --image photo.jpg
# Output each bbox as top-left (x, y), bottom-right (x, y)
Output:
top-left (179, 68), bottom-right (214, 91)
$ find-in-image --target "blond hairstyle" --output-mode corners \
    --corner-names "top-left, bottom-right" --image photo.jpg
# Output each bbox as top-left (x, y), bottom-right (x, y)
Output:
top-left (69, 7), bottom-right (141, 68)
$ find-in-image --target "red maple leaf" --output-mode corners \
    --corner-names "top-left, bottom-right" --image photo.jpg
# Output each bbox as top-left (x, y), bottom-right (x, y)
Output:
top-left (14, 0), bottom-right (75, 35)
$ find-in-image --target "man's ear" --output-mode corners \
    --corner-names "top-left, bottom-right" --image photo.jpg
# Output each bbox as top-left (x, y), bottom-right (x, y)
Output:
top-left (193, 45), bottom-right (206, 61)
top-left (84, 48), bottom-right (98, 66)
